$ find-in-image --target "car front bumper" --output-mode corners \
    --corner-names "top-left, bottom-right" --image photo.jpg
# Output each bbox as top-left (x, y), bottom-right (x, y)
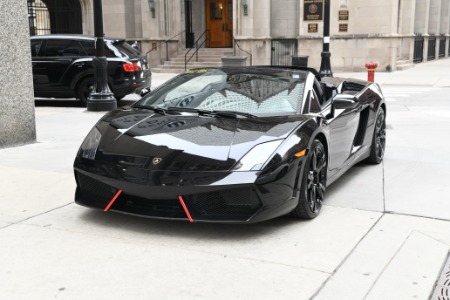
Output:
top-left (73, 158), bottom-right (302, 223)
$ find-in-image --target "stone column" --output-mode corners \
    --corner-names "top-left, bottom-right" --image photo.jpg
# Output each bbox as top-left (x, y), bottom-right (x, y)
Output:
top-left (0, 0), bottom-right (36, 148)
top-left (80, 0), bottom-right (94, 35)
top-left (415, 0), bottom-right (431, 61)
top-left (439, 0), bottom-right (449, 57)
top-left (428, 0), bottom-right (441, 34)
top-left (398, 0), bottom-right (417, 62)
top-left (102, 0), bottom-right (127, 38)
top-left (252, 0), bottom-right (272, 65)
top-left (428, 0), bottom-right (441, 59)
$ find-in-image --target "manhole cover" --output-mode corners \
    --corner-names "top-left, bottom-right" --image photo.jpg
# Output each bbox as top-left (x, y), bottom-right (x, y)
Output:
top-left (432, 253), bottom-right (450, 300)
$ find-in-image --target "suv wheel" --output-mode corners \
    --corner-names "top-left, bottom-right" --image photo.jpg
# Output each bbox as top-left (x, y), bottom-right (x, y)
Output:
top-left (76, 77), bottom-right (94, 106)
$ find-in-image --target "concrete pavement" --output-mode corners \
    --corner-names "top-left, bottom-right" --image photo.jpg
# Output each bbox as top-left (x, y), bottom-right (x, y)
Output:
top-left (1, 60), bottom-right (450, 299)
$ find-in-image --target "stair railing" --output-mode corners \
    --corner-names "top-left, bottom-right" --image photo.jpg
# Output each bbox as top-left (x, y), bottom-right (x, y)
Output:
top-left (233, 38), bottom-right (252, 66)
top-left (145, 31), bottom-right (185, 63)
top-left (184, 30), bottom-right (208, 71)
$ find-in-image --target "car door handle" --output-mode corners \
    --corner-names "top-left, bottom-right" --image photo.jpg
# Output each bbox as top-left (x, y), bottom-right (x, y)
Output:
top-left (74, 62), bottom-right (85, 67)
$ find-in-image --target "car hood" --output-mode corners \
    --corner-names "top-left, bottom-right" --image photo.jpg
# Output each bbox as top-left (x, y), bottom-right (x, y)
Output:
top-left (95, 108), bottom-right (309, 172)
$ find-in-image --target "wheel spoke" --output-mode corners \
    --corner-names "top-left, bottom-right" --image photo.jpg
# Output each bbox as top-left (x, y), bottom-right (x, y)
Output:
top-left (318, 183), bottom-right (326, 198)
top-left (311, 187), bottom-right (317, 211)
top-left (311, 150), bottom-right (318, 170)
top-left (317, 155), bottom-right (326, 172)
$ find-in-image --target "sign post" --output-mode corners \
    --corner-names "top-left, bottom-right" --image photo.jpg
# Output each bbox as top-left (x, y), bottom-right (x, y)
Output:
top-left (319, 0), bottom-right (333, 77)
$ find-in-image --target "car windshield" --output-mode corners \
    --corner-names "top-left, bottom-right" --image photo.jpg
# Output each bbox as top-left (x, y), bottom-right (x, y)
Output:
top-left (135, 68), bottom-right (307, 117)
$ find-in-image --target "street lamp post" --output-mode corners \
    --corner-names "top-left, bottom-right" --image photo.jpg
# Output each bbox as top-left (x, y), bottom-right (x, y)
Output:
top-left (319, 0), bottom-right (333, 77)
top-left (87, 0), bottom-right (117, 111)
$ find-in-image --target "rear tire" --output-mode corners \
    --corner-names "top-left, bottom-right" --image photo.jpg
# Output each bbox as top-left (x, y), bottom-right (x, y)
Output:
top-left (76, 77), bottom-right (94, 107)
top-left (291, 139), bottom-right (327, 219)
top-left (367, 108), bottom-right (386, 164)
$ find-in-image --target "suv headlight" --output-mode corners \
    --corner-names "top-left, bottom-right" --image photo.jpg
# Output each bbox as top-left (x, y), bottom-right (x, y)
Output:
top-left (79, 127), bottom-right (101, 160)
top-left (232, 140), bottom-right (283, 171)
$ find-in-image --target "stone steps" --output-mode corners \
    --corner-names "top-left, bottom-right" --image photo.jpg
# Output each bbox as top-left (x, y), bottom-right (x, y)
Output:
top-left (154, 47), bottom-right (233, 73)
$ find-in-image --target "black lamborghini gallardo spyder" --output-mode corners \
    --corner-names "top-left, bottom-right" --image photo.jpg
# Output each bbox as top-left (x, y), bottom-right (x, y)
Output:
top-left (74, 66), bottom-right (386, 223)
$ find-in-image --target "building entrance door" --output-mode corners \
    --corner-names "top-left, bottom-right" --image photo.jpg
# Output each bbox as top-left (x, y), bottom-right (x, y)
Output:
top-left (206, 0), bottom-right (232, 47)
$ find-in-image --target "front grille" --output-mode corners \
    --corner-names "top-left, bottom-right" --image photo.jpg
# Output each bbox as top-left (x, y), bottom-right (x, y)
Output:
top-left (77, 172), bottom-right (117, 200)
top-left (113, 195), bottom-right (186, 219)
top-left (184, 188), bottom-right (262, 221)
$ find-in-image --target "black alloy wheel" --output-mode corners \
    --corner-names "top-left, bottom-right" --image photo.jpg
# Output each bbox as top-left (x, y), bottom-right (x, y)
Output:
top-left (367, 108), bottom-right (386, 164)
top-left (292, 139), bottom-right (327, 219)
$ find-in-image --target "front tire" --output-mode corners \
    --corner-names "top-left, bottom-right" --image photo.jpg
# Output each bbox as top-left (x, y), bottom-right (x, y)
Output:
top-left (292, 139), bottom-right (327, 219)
top-left (367, 108), bottom-right (386, 164)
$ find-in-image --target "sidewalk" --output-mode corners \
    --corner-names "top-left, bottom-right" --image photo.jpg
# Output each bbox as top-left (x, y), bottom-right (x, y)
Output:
top-left (335, 58), bottom-right (450, 87)
top-left (0, 59), bottom-right (450, 299)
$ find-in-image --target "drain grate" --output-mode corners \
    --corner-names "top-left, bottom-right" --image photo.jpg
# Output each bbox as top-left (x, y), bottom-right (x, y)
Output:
top-left (432, 253), bottom-right (450, 300)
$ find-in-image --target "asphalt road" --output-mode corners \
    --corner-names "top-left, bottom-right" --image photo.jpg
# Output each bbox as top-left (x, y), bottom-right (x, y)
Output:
top-left (1, 64), bottom-right (450, 299)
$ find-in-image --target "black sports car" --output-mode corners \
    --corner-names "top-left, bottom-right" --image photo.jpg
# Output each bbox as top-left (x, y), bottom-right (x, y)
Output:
top-left (74, 66), bottom-right (386, 223)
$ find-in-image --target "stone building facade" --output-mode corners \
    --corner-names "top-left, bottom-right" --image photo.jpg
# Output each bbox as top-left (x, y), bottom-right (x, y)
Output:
top-left (28, 0), bottom-right (450, 71)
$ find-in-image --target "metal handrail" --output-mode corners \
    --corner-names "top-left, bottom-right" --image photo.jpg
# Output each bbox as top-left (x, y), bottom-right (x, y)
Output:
top-left (233, 38), bottom-right (252, 66)
top-left (185, 30), bottom-right (208, 71)
top-left (145, 31), bottom-right (185, 62)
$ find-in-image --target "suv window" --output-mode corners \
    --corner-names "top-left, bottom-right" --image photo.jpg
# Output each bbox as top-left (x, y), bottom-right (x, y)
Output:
top-left (31, 39), bottom-right (43, 57)
top-left (113, 41), bottom-right (140, 58)
top-left (44, 39), bottom-right (85, 57)
top-left (80, 40), bottom-right (116, 57)
top-left (80, 41), bottom-right (96, 56)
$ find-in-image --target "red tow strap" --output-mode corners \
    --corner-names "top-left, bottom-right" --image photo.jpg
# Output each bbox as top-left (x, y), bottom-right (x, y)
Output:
top-left (104, 189), bottom-right (123, 212)
top-left (178, 196), bottom-right (194, 223)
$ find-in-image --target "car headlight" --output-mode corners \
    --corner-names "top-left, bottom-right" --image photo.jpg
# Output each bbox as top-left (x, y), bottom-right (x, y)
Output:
top-left (79, 127), bottom-right (101, 160)
top-left (232, 140), bottom-right (283, 171)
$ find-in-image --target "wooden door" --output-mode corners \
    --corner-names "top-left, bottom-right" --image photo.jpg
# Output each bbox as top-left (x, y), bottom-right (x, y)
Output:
top-left (206, 0), bottom-right (232, 47)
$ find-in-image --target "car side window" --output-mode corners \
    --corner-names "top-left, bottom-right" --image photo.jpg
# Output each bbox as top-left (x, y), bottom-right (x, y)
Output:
top-left (309, 89), bottom-right (321, 113)
top-left (30, 40), bottom-right (43, 57)
top-left (44, 39), bottom-right (84, 57)
top-left (80, 41), bottom-right (96, 56)
top-left (313, 79), bottom-right (325, 105)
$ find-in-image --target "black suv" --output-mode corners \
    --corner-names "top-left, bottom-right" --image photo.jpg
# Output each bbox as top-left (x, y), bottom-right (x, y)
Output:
top-left (30, 34), bottom-right (151, 105)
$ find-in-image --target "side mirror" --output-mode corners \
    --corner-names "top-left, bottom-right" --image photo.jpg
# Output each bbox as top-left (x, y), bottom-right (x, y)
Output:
top-left (326, 94), bottom-right (358, 119)
top-left (332, 94), bottom-right (358, 110)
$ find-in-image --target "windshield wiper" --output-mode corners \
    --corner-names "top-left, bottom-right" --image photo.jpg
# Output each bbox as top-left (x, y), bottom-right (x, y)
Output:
top-left (134, 105), bottom-right (181, 115)
top-left (213, 110), bottom-right (257, 118)
top-left (167, 107), bottom-right (257, 118)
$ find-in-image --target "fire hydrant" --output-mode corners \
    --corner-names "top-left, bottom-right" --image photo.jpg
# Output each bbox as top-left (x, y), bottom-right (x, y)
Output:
top-left (365, 62), bottom-right (378, 82)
